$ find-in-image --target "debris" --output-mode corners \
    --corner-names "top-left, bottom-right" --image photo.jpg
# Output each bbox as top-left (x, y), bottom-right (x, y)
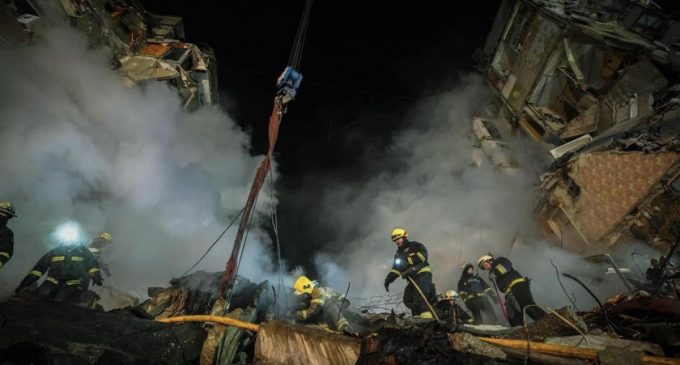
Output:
top-left (254, 320), bottom-right (361, 365)
top-left (630, 323), bottom-right (680, 348)
top-left (0, 299), bottom-right (206, 364)
top-left (545, 335), bottom-right (664, 356)
top-left (449, 332), bottom-right (508, 360)
top-left (607, 295), bottom-right (680, 319)
top-left (214, 307), bottom-right (258, 365)
top-left (479, 337), bottom-right (680, 365)
top-left (597, 346), bottom-right (646, 365)
top-left (500, 345), bottom-right (592, 365)
top-left (507, 306), bottom-right (588, 340)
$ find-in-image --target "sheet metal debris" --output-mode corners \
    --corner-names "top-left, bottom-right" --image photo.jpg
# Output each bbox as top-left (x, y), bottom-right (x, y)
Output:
top-left (3, 0), bottom-right (218, 110)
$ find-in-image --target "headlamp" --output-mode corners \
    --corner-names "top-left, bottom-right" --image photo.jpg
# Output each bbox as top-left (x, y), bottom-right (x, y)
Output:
top-left (54, 221), bottom-right (84, 246)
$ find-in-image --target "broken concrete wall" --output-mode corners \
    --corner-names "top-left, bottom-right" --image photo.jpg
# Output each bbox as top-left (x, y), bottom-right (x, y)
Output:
top-left (482, 0), bottom-right (678, 150)
top-left (538, 150), bottom-right (680, 250)
top-left (5, 0), bottom-right (218, 109)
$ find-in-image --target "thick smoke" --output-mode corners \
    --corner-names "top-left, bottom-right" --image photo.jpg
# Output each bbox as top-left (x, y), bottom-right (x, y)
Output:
top-left (311, 74), bottom-right (663, 315)
top-left (0, 26), bottom-right (278, 301)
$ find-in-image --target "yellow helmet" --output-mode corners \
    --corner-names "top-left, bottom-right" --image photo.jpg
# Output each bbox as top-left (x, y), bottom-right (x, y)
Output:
top-left (0, 201), bottom-right (17, 218)
top-left (391, 228), bottom-right (408, 242)
top-left (99, 232), bottom-right (112, 242)
top-left (477, 254), bottom-right (494, 269)
top-left (293, 275), bottom-right (315, 295)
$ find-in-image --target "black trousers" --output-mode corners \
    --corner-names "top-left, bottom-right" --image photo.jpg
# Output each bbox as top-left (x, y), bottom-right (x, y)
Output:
top-left (403, 272), bottom-right (433, 316)
top-left (506, 281), bottom-right (545, 326)
top-left (465, 295), bottom-right (496, 324)
top-left (37, 281), bottom-right (83, 304)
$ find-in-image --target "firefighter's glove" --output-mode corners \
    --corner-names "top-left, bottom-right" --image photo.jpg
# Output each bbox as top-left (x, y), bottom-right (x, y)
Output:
top-left (400, 266), bottom-right (417, 279)
top-left (14, 276), bottom-right (38, 294)
top-left (384, 272), bottom-right (398, 292)
top-left (294, 293), bottom-right (311, 311)
top-left (92, 273), bottom-right (104, 286)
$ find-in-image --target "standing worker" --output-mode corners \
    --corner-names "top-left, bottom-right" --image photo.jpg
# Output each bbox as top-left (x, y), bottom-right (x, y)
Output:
top-left (87, 232), bottom-right (113, 278)
top-left (0, 202), bottom-right (17, 270)
top-left (457, 263), bottom-right (498, 324)
top-left (81, 231), bottom-right (113, 308)
top-left (384, 228), bottom-right (436, 319)
top-left (478, 254), bottom-right (545, 326)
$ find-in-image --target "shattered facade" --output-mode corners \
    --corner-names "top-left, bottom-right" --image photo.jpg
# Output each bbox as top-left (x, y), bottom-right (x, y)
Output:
top-left (1, 0), bottom-right (219, 110)
top-left (478, 0), bottom-right (680, 251)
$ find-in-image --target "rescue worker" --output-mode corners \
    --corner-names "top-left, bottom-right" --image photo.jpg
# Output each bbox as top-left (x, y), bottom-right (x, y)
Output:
top-left (292, 275), bottom-right (355, 334)
top-left (81, 232), bottom-right (113, 308)
top-left (434, 290), bottom-right (471, 325)
top-left (457, 263), bottom-right (497, 324)
top-left (87, 232), bottom-right (112, 277)
top-left (15, 243), bottom-right (103, 305)
top-left (0, 201), bottom-right (17, 270)
top-left (383, 228), bottom-right (436, 318)
top-left (478, 254), bottom-right (545, 326)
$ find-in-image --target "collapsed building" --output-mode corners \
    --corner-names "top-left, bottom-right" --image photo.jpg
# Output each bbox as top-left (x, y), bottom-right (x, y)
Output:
top-left (475, 0), bottom-right (680, 252)
top-left (1, 0), bottom-right (219, 110)
top-left (1, 1), bottom-right (680, 364)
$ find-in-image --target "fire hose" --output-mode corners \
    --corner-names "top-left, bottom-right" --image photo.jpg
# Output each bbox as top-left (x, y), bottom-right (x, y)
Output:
top-left (157, 315), bottom-right (259, 332)
top-left (406, 276), bottom-right (440, 321)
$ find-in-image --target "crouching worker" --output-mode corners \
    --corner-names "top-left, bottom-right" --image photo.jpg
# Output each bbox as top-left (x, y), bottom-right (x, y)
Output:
top-left (15, 241), bottom-right (102, 306)
top-left (292, 275), bottom-right (356, 335)
top-left (435, 290), bottom-right (472, 327)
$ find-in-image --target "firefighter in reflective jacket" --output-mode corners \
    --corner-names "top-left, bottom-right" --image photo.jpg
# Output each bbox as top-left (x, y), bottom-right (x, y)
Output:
top-left (15, 244), bottom-right (103, 304)
top-left (384, 228), bottom-right (435, 318)
top-left (83, 232), bottom-right (113, 292)
top-left (457, 263), bottom-right (498, 324)
top-left (478, 254), bottom-right (545, 326)
top-left (0, 202), bottom-right (17, 270)
top-left (292, 275), bottom-right (355, 334)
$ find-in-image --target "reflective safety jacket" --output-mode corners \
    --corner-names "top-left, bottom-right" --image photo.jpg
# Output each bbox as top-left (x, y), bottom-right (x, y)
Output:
top-left (295, 286), bottom-right (350, 331)
top-left (488, 257), bottom-right (525, 293)
top-left (388, 240), bottom-right (431, 281)
top-left (88, 247), bottom-right (110, 276)
top-left (458, 274), bottom-right (493, 303)
top-left (25, 245), bottom-right (100, 287)
top-left (0, 226), bottom-right (14, 269)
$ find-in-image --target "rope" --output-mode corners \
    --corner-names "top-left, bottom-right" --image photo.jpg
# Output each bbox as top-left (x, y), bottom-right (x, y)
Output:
top-left (180, 207), bottom-right (245, 277)
top-left (288, 0), bottom-right (314, 69)
top-left (225, 192), bottom-right (260, 307)
top-left (268, 161), bottom-right (287, 311)
top-left (235, 194), bottom-right (260, 279)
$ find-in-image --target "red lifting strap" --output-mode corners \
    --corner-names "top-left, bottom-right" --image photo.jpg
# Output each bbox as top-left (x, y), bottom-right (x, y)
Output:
top-left (220, 102), bottom-right (283, 295)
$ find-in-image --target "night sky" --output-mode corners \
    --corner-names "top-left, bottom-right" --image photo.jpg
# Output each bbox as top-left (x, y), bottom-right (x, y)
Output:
top-left (140, 1), bottom-right (502, 273)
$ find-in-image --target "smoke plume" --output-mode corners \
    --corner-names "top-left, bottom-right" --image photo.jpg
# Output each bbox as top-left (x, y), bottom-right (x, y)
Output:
top-left (0, 25), bottom-right (278, 302)
top-left (307, 74), bottom-right (663, 316)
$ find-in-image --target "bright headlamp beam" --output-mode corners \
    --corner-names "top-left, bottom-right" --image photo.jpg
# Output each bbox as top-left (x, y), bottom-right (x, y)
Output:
top-left (55, 222), bottom-right (83, 245)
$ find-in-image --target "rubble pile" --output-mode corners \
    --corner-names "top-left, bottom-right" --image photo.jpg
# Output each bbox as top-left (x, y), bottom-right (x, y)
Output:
top-left (0, 299), bottom-right (206, 364)
top-left (1, 270), bottom-right (680, 364)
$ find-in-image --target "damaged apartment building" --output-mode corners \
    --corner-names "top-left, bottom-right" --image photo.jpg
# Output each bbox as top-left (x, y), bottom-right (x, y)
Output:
top-left (0, 0), bottom-right (219, 110)
top-left (476, 0), bottom-right (680, 253)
